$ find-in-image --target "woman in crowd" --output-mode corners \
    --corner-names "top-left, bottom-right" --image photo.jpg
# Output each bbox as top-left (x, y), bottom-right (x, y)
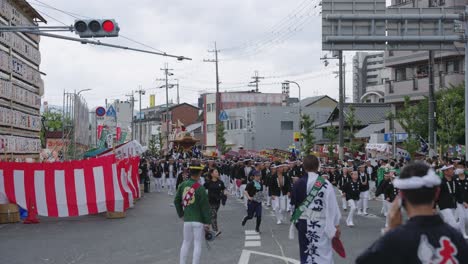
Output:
top-left (203, 168), bottom-right (226, 236)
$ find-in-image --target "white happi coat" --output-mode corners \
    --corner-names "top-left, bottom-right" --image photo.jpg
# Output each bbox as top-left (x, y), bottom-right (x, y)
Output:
top-left (301, 172), bottom-right (342, 264)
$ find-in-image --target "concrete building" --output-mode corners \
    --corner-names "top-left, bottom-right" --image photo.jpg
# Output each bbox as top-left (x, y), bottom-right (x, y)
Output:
top-left (135, 103), bottom-right (199, 147)
top-left (199, 91), bottom-right (288, 150)
top-left (352, 52), bottom-right (391, 103)
top-left (222, 96), bottom-right (337, 151)
top-left (384, 0), bottom-right (466, 105)
top-left (0, 0), bottom-right (46, 161)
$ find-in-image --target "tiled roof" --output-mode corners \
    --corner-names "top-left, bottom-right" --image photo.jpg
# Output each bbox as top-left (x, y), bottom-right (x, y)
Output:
top-left (299, 96), bottom-right (337, 108)
top-left (355, 122), bottom-right (385, 138)
top-left (327, 103), bottom-right (391, 126)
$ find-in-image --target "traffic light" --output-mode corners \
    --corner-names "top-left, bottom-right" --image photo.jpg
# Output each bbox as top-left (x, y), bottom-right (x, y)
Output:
top-left (74, 19), bottom-right (120, 38)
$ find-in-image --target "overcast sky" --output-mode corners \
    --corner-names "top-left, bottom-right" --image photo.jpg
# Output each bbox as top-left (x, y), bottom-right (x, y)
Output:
top-left (34, 0), bottom-right (356, 110)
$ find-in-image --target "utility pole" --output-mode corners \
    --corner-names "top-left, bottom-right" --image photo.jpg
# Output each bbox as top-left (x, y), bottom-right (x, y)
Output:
top-left (175, 79), bottom-right (180, 104)
top-left (161, 63), bottom-right (174, 153)
top-left (125, 91), bottom-right (135, 141)
top-left (249, 71), bottom-right (264, 92)
top-left (204, 41), bottom-right (221, 148)
top-left (428, 50), bottom-right (436, 151)
top-left (136, 86), bottom-right (145, 144)
top-left (338, 51), bottom-right (345, 160)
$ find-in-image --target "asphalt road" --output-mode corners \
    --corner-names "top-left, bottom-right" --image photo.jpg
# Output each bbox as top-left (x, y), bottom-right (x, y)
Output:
top-left (0, 187), bottom-right (388, 264)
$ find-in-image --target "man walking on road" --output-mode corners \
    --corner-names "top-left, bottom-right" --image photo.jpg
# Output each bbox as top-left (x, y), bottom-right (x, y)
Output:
top-left (290, 155), bottom-right (341, 264)
top-left (174, 160), bottom-right (211, 264)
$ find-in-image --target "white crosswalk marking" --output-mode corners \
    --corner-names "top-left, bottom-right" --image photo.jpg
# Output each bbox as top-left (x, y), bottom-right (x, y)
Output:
top-left (245, 235), bottom-right (261, 240)
top-left (244, 241), bottom-right (261, 247)
top-left (244, 230), bottom-right (261, 247)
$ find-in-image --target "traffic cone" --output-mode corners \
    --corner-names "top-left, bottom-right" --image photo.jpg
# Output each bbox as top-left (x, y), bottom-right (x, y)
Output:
top-left (23, 199), bottom-right (40, 224)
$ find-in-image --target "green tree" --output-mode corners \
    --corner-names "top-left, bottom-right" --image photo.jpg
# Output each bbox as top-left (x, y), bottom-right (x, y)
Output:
top-left (324, 125), bottom-right (338, 159)
top-left (216, 122), bottom-right (230, 155)
top-left (148, 134), bottom-right (159, 157)
top-left (395, 96), bottom-right (423, 159)
top-left (436, 84), bottom-right (465, 155)
top-left (40, 110), bottom-right (64, 148)
top-left (345, 105), bottom-right (362, 154)
top-left (158, 132), bottom-right (164, 156)
top-left (300, 114), bottom-right (315, 155)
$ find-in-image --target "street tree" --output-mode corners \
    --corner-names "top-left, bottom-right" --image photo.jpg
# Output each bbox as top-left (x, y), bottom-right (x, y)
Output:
top-left (40, 109), bottom-right (64, 148)
top-left (345, 105), bottom-right (362, 155)
top-left (216, 122), bottom-right (230, 155)
top-left (324, 125), bottom-right (338, 159)
top-left (148, 135), bottom-right (159, 157)
top-left (436, 84), bottom-right (465, 155)
top-left (300, 114), bottom-right (315, 155)
top-left (395, 96), bottom-right (422, 159)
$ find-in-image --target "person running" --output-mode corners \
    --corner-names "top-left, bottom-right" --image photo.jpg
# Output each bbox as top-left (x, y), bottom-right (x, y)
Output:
top-left (241, 171), bottom-right (264, 233)
top-left (174, 160), bottom-right (211, 264)
top-left (356, 162), bottom-right (468, 263)
top-left (204, 168), bottom-right (226, 237)
top-left (343, 170), bottom-right (361, 227)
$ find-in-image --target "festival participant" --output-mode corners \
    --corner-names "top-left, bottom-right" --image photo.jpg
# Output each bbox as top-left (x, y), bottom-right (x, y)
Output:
top-left (366, 159), bottom-right (377, 199)
top-left (455, 165), bottom-right (468, 238)
top-left (139, 158), bottom-right (150, 193)
top-left (383, 173), bottom-right (398, 229)
top-left (375, 170), bottom-right (392, 217)
top-left (329, 165), bottom-right (338, 186)
top-left (438, 165), bottom-right (463, 229)
top-left (343, 170), bottom-right (361, 227)
top-left (241, 170), bottom-right (264, 233)
top-left (159, 159), bottom-right (168, 190)
top-left (262, 162), bottom-right (272, 207)
top-left (176, 167), bottom-right (189, 191)
top-left (290, 155), bottom-right (341, 264)
top-left (357, 164), bottom-right (370, 215)
top-left (269, 164), bottom-right (291, 224)
top-left (174, 160), bottom-right (211, 264)
top-left (338, 166), bottom-right (350, 211)
top-left (356, 162), bottom-right (468, 263)
top-left (167, 158), bottom-right (177, 195)
top-left (204, 168), bottom-right (226, 237)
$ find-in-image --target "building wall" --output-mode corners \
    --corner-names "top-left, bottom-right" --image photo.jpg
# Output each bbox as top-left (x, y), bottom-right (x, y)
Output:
top-left (0, 0), bottom-right (44, 160)
top-left (171, 104), bottom-right (198, 127)
top-left (384, 0), bottom-right (467, 103)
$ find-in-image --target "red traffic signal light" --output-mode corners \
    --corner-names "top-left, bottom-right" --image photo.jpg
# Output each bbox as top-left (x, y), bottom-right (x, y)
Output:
top-left (74, 19), bottom-right (119, 38)
top-left (102, 20), bottom-right (115, 32)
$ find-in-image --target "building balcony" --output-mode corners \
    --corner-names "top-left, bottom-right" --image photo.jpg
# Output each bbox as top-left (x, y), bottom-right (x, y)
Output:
top-left (384, 72), bottom-right (464, 103)
top-left (385, 50), bottom-right (463, 68)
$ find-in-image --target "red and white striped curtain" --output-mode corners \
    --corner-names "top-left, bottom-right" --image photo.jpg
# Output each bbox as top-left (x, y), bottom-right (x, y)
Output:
top-left (0, 155), bottom-right (140, 217)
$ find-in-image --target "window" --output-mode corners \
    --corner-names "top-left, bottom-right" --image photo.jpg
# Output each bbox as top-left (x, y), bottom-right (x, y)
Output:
top-left (395, 68), bottom-right (406, 81)
top-left (234, 120), bottom-right (238, 130)
top-left (207, 104), bottom-right (212, 112)
top-left (207, 124), bottom-right (216, 133)
top-left (416, 65), bottom-right (428, 78)
top-left (388, 50), bottom-right (394, 56)
top-left (281, 121), bottom-right (293, 130)
top-left (378, 98), bottom-right (385, 103)
top-left (239, 119), bottom-right (244, 129)
top-left (446, 60), bottom-right (460, 73)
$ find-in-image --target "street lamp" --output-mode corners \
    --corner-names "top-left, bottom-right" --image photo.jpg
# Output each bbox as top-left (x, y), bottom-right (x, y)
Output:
top-left (283, 80), bottom-right (302, 154)
top-left (77, 88), bottom-right (92, 96)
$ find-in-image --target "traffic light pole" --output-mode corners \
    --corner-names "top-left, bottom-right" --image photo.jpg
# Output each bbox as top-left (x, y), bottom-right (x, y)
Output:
top-left (0, 26), bottom-right (192, 60)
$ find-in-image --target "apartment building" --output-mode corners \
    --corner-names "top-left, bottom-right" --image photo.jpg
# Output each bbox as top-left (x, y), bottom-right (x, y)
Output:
top-left (384, 0), bottom-right (466, 105)
top-left (0, 0), bottom-right (46, 161)
top-left (353, 52), bottom-right (391, 103)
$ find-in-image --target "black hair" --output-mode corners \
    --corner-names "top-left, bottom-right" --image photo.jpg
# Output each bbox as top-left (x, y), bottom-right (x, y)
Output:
top-left (399, 162), bottom-right (437, 206)
top-left (303, 155), bottom-right (319, 172)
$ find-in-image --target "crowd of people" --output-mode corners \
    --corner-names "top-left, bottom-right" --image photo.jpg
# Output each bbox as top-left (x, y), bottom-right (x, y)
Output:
top-left (137, 153), bottom-right (468, 263)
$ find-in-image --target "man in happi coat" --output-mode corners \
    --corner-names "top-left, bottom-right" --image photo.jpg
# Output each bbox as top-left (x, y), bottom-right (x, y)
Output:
top-left (291, 155), bottom-right (341, 264)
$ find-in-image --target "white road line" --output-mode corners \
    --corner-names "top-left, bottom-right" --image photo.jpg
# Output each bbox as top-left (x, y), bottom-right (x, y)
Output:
top-left (245, 235), bottom-right (261, 240)
top-left (244, 241), bottom-right (261, 247)
top-left (238, 250), bottom-right (300, 264)
top-left (245, 230), bottom-right (258, 235)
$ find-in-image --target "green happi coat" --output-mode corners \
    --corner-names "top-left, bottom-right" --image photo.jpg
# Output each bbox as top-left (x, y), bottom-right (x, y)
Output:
top-left (174, 178), bottom-right (211, 224)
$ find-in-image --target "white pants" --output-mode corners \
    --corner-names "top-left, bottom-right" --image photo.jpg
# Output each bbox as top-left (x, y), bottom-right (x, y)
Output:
top-left (346, 200), bottom-right (357, 226)
top-left (384, 201), bottom-right (391, 228)
top-left (456, 204), bottom-right (467, 236)
top-left (263, 186), bottom-right (271, 206)
top-left (340, 191), bottom-right (347, 210)
top-left (369, 181), bottom-right (376, 199)
top-left (379, 194), bottom-right (386, 215)
top-left (272, 195), bottom-right (288, 222)
top-left (154, 178), bottom-right (164, 192)
top-left (167, 178), bottom-right (176, 195)
top-left (358, 191), bottom-right (369, 214)
top-left (440, 208), bottom-right (458, 229)
top-left (240, 184), bottom-right (247, 207)
top-left (179, 222), bottom-right (204, 264)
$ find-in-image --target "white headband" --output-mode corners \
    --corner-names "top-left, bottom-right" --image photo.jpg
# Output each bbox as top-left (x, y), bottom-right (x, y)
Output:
top-left (455, 168), bottom-right (464, 175)
top-left (393, 169), bottom-right (441, 190)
